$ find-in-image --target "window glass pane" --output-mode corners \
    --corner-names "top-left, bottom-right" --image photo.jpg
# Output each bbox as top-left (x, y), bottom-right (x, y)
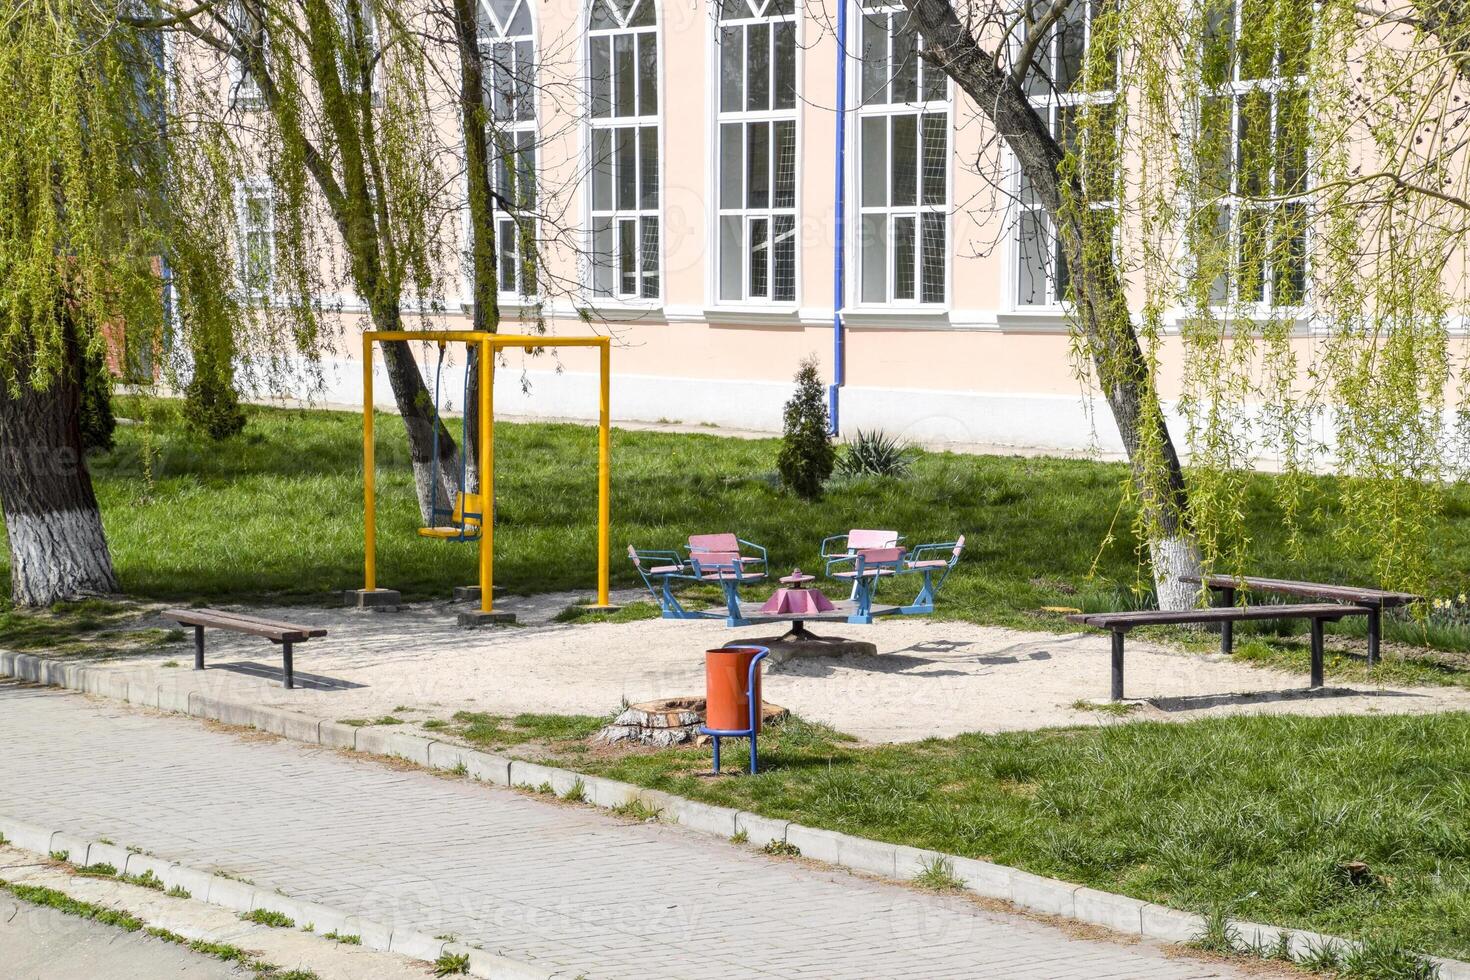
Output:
top-left (749, 217), bottom-right (769, 297)
top-left (746, 22), bottom-right (770, 110)
top-left (588, 0), bottom-right (617, 30)
top-left (590, 37), bottom-right (611, 117)
top-left (639, 125), bottom-right (658, 208)
top-left (639, 217), bottom-right (659, 297)
top-left (1237, 90), bottom-right (1270, 198)
top-left (920, 113), bottom-right (945, 206)
top-left (1024, 19), bottom-right (1052, 97)
top-left (1055, 0), bottom-right (1086, 93)
top-left (514, 40), bottom-right (534, 121)
top-left (920, 212), bottom-right (945, 303)
top-left (1275, 88), bottom-right (1307, 196)
top-left (516, 135), bottom-right (536, 208)
top-left (637, 33), bottom-right (658, 114)
top-left (592, 129), bottom-right (613, 211)
top-left (861, 213), bottom-right (887, 303)
top-left (720, 215), bottom-right (743, 301)
top-left (628, 0), bottom-right (656, 27)
top-left (920, 49), bottom-right (946, 102)
top-left (861, 13), bottom-right (888, 103)
top-left (773, 121), bottom-right (796, 208)
top-left (491, 42), bottom-right (513, 120)
top-left (891, 14), bottom-right (918, 103)
top-left (720, 25), bottom-right (743, 112)
top-left (893, 215), bottom-right (915, 300)
top-left (774, 22), bottom-right (796, 109)
top-left (613, 33), bottom-right (635, 116)
top-left (861, 116), bottom-right (886, 207)
top-left (747, 121), bottom-right (769, 208)
top-left (619, 218), bottom-right (636, 294)
top-left (592, 216), bottom-right (614, 295)
top-left (507, 0), bottom-right (530, 35)
top-left (499, 217), bottom-right (517, 292)
top-left (1017, 211), bottom-right (1048, 305)
top-left (720, 123), bottom-right (743, 209)
top-left (1273, 203), bottom-right (1306, 304)
top-left (1238, 205), bottom-right (1267, 302)
top-left (772, 214), bottom-right (796, 301)
top-left (615, 126), bottom-right (636, 209)
top-left (891, 114), bottom-right (917, 207)
top-left (1054, 229), bottom-right (1070, 299)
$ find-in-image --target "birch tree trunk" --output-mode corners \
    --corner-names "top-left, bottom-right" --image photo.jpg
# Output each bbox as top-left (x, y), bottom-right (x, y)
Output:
top-left (0, 350), bottom-right (119, 606)
top-left (450, 0), bottom-right (500, 493)
top-left (903, 0), bottom-right (1202, 608)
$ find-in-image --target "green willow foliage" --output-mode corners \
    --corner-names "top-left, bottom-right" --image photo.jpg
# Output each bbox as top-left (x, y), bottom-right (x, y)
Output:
top-left (1056, 0), bottom-right (1470, 593)
top-left (0, 0), bottom-right (235, 398)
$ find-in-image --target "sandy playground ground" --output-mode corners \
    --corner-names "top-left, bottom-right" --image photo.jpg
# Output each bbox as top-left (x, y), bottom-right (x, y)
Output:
top-left (39, 590), bottom-right (1468, 743)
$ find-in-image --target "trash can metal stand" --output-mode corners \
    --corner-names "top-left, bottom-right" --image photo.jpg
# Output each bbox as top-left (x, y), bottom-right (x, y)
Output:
top-left (699, 646), bottom-right (770, 775)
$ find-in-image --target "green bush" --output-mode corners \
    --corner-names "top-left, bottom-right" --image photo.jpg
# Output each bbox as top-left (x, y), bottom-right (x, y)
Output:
top-left (183, 370), bottom-right (246, 441)
top-left (776, 356), bottom-right (834, 499)
top-left (837, 429), bottom-right (915, 478)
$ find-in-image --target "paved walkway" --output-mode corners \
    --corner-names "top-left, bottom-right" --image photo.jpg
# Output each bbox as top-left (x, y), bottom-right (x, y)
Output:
top-left (0, 683), bottom-right (1254, 979)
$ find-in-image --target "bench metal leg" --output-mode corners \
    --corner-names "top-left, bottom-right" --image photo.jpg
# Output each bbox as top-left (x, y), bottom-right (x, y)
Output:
top-left (1309, 619), bottom-right (1325, 689)
top-left (282, 641), bottom-right (294, 690)
top-left (193, 626), bottom-right (205, 671)
top-left (1111, 630), bottom-right (1126, 701)
top-left (1218, 587), bottom-right (1236, 656)
top-left (1366, 607), bottom-right (1380, 669)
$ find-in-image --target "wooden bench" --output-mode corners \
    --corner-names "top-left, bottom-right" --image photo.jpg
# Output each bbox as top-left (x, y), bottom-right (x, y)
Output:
top-left (1183, 575), bottom-right (1420, 666)
top-left (162, 609), bottom-right (328, 689)
top-left (1066, 604), bottom-right (1372, 700)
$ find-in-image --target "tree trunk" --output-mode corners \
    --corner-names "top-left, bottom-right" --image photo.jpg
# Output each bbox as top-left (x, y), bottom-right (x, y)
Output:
top-left (450, 0), bottom-right (500, 492)
top-left (0, 368), bottom-right (119, 606)
top-left (375, 335), bottom-right (462, 526)
top-left (902, 0), bottom-right (1202, 608)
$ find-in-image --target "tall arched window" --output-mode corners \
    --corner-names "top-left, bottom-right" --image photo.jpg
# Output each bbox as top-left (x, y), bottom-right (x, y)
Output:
top-left (716, 0), bottom-right (798, 303)
top-left (479, 0), bottom-right (537, 296)
top-left (856, 0), bottom-right (949, 306)
top-left (588, 0), bottom-right (660, 300)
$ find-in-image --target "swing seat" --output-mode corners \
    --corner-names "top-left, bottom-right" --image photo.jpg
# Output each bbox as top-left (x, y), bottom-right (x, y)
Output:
top-left (418, 492), bottom-right (482, 541)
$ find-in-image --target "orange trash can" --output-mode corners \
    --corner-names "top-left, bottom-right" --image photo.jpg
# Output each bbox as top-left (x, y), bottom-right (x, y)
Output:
top-left (701, 645), bottom-right (770, 774)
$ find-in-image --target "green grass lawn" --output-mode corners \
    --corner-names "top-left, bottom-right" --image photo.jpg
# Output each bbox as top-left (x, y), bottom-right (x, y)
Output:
top-left (5, 395), bottom-right (1470, 670)
top-left (8, 396), bottom-right (1470, 616)
top-left (519, 710), bottom-right (1470, 963)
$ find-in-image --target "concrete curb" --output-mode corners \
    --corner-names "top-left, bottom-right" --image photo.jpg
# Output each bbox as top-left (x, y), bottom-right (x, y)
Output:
top-left (0, 811), bottom-right (563, 980)
top-left (4, 648), bottom-right (1468, 980)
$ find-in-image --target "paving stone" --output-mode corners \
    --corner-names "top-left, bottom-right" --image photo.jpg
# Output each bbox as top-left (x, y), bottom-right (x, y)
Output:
top-left (0, 685), bottom-right (1291, 980)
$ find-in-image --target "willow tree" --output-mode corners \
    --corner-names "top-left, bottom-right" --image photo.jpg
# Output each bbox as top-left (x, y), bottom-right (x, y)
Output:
top-left (903, 0), bottom-right (1470, 603)
top-left (0, 0), bottom-right (252, 604)
top-left (137, 0), bottom-right (464, 519)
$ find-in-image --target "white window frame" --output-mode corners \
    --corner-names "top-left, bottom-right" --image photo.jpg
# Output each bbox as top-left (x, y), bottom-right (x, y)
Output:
top-left (711, 0), bottom-right (801, 307)
top-left (1012, 0), bottom-right (1118, 310)
top-left (586, 0), bottom-right (663, 303)
top-left (235, 178), bottom-right (275, 302)
top-left (229, 1), bottom-right (268, 110)
top-left (851, 0), bottom-right (953, 310)
top-left (474, 0), bottom-right (539, 301)
top-left (1196, 0), bottom-right (1310, 312)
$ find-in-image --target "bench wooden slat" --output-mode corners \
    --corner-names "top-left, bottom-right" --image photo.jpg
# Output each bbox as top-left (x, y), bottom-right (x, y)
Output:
top-left (1066, 603), bottom-right (1371, 630)
top-left (1181, 574), bottom-right (1419, 606)
top-left (161, 608), bottom-right (326, 642)
top-left (194, 609), bottom-right (328, 637)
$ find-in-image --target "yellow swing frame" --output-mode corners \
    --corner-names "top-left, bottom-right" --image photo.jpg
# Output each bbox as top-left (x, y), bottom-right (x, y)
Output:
top-left (361, 331), bottom-right (612, 615)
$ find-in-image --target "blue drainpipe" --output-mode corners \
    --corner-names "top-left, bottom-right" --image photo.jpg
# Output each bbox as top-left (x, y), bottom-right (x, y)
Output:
top-left (829, 0), bottom-right (849, 436)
